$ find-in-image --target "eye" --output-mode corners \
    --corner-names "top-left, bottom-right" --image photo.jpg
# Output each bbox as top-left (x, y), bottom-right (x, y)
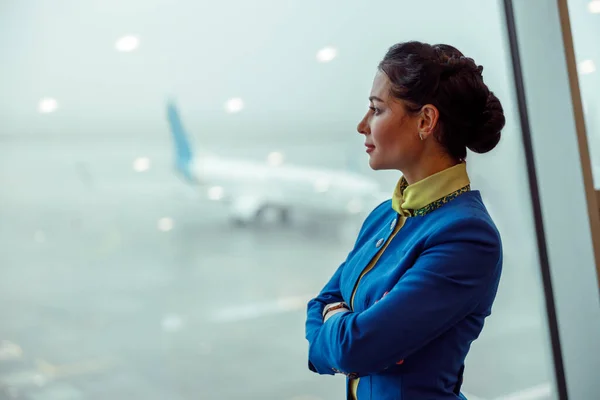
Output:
top-left (369, 106), bottom-right (382, 115)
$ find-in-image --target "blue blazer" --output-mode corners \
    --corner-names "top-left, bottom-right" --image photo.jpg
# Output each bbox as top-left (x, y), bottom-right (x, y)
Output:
top-left (305, 191), bottom-right (502, 399)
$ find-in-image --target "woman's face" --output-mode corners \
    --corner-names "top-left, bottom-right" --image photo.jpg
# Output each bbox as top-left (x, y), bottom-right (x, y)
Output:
top-left (357, 71), bottom-right (423, 172)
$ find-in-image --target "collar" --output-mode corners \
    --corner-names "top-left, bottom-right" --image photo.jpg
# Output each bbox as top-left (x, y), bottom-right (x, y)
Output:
top-left (391, 162), bottom-right (471, 217)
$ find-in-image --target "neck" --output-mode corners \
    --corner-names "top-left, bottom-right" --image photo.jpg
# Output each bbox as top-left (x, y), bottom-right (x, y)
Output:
top-left (402, 156), bottom-right (461, 185)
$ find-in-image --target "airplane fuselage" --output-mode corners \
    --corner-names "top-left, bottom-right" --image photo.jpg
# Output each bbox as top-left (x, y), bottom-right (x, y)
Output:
top-left (188, 155), bottom-right (385, 224)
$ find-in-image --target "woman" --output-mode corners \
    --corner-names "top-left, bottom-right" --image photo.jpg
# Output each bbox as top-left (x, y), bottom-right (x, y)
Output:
top-left (305, 41), bottom-right (505, 400)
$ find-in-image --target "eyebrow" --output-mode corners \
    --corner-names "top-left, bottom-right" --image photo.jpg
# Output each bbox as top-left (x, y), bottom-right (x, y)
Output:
top-left (369, 96), bottom-right (384, 103)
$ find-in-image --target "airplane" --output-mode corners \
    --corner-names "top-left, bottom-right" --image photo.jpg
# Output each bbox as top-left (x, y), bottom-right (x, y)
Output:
top-left (165, 100), bottom-right (389, 227)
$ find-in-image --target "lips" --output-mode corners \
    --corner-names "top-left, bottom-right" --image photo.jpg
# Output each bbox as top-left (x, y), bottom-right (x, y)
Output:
top-left (365, 143), bottom-right (375, 153)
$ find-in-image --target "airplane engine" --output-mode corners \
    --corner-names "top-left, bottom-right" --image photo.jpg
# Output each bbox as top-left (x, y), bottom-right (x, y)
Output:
top-left (229, 196), bottom-right (291, 226)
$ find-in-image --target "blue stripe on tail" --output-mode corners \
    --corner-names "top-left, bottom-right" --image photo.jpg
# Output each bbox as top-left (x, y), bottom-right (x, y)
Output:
top-left (166, 99), bottom-right (195, 182)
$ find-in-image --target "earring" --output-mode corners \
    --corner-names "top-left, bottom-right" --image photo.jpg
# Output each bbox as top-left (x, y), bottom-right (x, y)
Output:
top-left (419, 132), bottom-right (425, 141)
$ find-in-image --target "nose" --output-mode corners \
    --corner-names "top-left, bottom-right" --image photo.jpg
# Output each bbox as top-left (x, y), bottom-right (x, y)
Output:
top-left (357, 113), bottom-right (369, 135)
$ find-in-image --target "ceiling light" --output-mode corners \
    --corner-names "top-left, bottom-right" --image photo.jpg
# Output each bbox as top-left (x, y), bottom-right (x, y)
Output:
top-left (225, 97), bottom-right (244, 113)
top-left (157, 217), bottom-right (174, 232)
top-left (115, 35), bottom-right (140, 52)
top-left (578, 60), bottom-right (596, 75)
top-left (316, 46), bottom-right (338, 63)
top-left (588, 0), bottom-right (600, 13)
top-left (133, 157), bottom-right (151, 172)
top-left (38, 98), bottom-right (58, 113)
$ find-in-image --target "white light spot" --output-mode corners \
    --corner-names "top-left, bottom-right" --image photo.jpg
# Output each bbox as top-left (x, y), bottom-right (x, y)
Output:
top-left (314, 177), bottom-right (331, 193)
top-left (346, 199), bottom-right (363, 214)
top-left (225, 97), bottom-right (244, 113)
top-left (34, 230), bottom-right (46, 243)
top-left (157, 217), bottom-right (174, 232)
top-left (0, 341), bottom-right (22, 361)
top-left (316, 46), bottom-right (338, 63)
top-left (133, 157), bottom-right (151, 172)
top-left (578, 60), bottom-right (596, 75)
top-left (267, 151), bottom-right (284, 167)
top-left (115, 35), bottom-right (140, 52)
top-left (38, 98), bottom-right (58, 113)
top-left (161, 314), bottom-right (184, 332)
top-left (589, 0), bottom-right (600, 13)
top-left (207, 186), bottom-right (224, 200)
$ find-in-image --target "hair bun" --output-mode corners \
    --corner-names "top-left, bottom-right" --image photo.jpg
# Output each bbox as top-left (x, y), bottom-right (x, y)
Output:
top-left (466, 91), bottom-right (505, 154)
top-left (379, 41), bottom-right (506, 160)
top-left (438, 54), bottom-right (483, 78)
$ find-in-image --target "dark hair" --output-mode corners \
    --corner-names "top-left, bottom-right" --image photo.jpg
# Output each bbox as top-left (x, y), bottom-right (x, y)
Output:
top-left (378, 41), bottom-right (505, 160)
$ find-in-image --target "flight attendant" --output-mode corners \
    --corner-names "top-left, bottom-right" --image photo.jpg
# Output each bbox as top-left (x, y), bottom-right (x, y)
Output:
top-left (305, 41), bottom-right (506, 399)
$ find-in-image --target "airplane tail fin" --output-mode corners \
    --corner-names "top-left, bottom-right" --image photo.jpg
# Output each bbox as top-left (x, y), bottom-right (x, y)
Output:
top-left (166, 99), bottom-right (196, 182)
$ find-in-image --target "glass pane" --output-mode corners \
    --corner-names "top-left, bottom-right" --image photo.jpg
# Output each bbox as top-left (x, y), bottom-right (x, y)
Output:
top-left (568, 0), bottom-right (600, 188)
top-left (0, 0), bottom-right (555, 399)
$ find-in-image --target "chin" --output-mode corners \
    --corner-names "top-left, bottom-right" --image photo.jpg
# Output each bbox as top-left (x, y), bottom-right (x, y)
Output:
top-left (368, 157), bottom-right (385, 171)
top-left (368, 153), bottom-right (403, 171)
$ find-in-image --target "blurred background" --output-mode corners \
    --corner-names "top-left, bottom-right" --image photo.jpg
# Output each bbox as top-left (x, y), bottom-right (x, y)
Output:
top-left (0, 1), bottom-right (598, 399)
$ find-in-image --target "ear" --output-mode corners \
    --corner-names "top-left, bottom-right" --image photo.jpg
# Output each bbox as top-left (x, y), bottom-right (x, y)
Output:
top-left (417, 104), bottom-right (440, 139)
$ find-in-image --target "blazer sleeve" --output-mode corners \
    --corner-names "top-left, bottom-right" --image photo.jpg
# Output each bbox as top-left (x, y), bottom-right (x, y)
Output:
top-left (304, 200), bottom-right (391, 375)
top-left (305, 259), bottom-right (352, 375)
top-left (306, 218), bottom-right (502, 376)
top-left (305, 260), bottom-right (346, 343)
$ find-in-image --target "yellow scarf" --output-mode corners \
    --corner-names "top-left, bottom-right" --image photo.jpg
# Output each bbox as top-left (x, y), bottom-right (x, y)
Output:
top-left (391, 163), bottom-right (471, 217)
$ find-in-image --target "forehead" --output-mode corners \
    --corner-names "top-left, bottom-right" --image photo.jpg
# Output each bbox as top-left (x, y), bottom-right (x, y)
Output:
top-left (370, 71), bottom-right (391, 100)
